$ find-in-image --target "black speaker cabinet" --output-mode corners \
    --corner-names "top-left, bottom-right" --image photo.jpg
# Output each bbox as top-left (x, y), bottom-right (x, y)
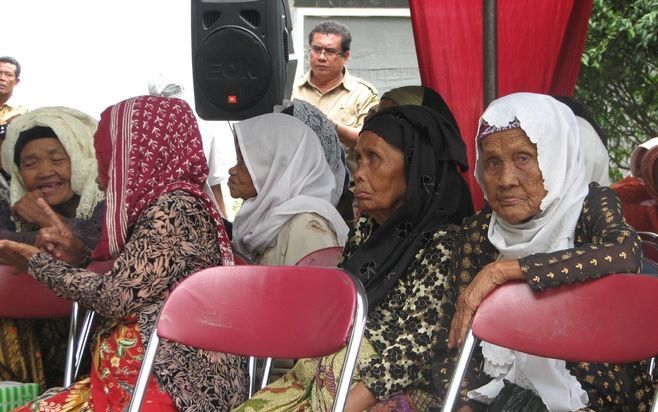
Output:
top-left (191, 0), bottom-right (294, 120)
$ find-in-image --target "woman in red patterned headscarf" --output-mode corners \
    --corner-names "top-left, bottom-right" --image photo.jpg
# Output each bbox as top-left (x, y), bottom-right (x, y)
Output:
top-left (0, 96), bottom-right (247, 411)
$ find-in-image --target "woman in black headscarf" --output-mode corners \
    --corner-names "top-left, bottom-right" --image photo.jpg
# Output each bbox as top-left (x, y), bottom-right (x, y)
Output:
top-left (234, 105), bottom-right (473, 412)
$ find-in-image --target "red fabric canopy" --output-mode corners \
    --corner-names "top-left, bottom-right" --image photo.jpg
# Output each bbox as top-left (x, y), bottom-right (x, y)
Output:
top-left (409, 0), bottom-right (592, 210)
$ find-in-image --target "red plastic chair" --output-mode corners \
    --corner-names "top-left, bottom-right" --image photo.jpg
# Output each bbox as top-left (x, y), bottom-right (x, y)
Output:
top-left (128, 265), bottom-right (367, 412)
top-left (441, 274), bottom-right (658, 412)
top-left (0, 264), bottom-right (77, 386)
top-left (294, 245), bottom-right (344, 267)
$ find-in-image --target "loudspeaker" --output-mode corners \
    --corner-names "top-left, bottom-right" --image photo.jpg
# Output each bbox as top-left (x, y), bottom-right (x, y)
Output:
top-left (191, 0), bottom-right (295, 121)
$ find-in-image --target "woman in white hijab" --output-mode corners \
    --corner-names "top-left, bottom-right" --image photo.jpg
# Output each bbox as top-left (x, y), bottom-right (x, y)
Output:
top-left (0, 106), bottom-right (104, 389)
top-left (1, 106), bottom-right (104, 246)
top-left (447, 93), bottom-right (653, 411)
top-left (228, 113), bottom-right (348, 265)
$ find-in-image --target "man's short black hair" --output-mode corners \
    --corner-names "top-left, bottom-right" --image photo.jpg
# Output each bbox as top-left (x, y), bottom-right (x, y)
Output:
top-left (308, 21), bottom-right (352, 52)
top-left (0, 56), bottom-right (21, 78)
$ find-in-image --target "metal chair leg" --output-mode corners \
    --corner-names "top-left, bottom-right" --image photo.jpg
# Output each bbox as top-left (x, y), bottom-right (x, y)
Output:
top-left (63, 302), bottom-right (80, 387)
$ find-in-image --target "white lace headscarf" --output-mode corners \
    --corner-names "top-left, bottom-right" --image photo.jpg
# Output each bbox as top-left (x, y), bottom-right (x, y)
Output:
top-left (3, 107), bottom-right (104, 230)
top-left (470, 92), bottom-right (589, 410)
top-left (232, 113), bottom-right (348, 258)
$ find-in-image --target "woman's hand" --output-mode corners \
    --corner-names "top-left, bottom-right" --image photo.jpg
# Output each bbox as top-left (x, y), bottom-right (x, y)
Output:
top-left (0, 239), bottom-right (40, 272)
top-left (448, 259), bottom-right (524, 349)
top-left (344, 382), bottom-right (377, 412)
top-left (11, 190), bottom-right (52, 227)
top-left (34, 198), bottom-right (89, 266)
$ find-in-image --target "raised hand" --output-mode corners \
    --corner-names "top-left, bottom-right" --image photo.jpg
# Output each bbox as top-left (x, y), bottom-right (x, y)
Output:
top-left (11, 190), bottom-right (50, 227)
top-left (34, 198), bottom-right (89, 266)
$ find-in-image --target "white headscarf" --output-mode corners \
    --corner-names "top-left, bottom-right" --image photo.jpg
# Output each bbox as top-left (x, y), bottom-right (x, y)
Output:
top-left (3, 107), bottom-right (104, 227)
top-left (470, 93), bottom-right (590, 410)
top-left (232, 113), bottom-right (348, 258)
top-left (577, 116), bottom-right (610, 186)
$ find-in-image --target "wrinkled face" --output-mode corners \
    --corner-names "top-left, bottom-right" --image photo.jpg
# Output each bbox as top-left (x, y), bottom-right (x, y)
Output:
top-left (354, 130), bottom-right (406, 224)
top-left (309, 33), bottom-right (349, 82)
top-left (0, 62), bottom-right (19, 97)
top-left (19, 137), bottom-right (75, 206)
top-left (480, 128), bottom-right (546, 224)
top-left (227, 145), bottom-right (257, 200)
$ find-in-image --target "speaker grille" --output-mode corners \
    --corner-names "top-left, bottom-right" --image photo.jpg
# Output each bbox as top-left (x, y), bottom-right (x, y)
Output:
top-left (203, 10), bottom-right (221, 30)
top-left (240, 10), bottom-right (261, 28)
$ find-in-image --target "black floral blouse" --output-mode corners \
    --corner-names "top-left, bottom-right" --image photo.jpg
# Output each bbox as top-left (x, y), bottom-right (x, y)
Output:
top-left (340, 216), bottom-right (459, 404)
top-left (449, 183), bottom-right (654, 411)
top-left (28, 191), bottom-right (247, 411)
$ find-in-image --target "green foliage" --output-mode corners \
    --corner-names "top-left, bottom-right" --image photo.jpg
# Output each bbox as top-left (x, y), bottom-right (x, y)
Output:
top-left (575, 0), bottom-right (658, 182)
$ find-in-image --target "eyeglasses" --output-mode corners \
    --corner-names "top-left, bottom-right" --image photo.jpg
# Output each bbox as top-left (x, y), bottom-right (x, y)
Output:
top-left (309, 45), bottom-right (344, 58)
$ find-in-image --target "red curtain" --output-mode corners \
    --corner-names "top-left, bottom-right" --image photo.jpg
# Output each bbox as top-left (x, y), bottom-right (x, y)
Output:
top-left (409, 0), bottom-right (592, 210)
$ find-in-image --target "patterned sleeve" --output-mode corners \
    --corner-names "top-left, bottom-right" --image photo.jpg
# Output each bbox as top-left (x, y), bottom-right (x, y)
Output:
top-left (358, 228), bottom-right (457, 400)
top-left (59, 201), bottom-right (105, 250)
top-left (519, 183), bottom-right (642, 291)
top-left (28, 193), bottom-right (215, 319)
top-left (446, 212), bottom-right (494, 410)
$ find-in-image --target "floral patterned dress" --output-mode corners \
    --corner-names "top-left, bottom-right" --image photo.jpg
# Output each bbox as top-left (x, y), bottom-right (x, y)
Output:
top-left (233, 216), bottom-right (460, 412)
top-left (13, 192), bottom-right (247, 412)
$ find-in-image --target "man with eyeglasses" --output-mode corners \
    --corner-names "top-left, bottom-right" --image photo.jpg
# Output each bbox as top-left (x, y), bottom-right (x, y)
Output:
top-left (0, 56), bottom-right (27, 124)
top-left (292, 21), bottom-right (378, 177)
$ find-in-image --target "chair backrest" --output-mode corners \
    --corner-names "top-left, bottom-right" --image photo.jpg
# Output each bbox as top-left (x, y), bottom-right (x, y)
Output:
top-left (129, 265), bottom-right (367, 412)
top-left (441, 274), bottom-right (658, 412)
top-left (472, 274), bottom-right (658, 363)
top-left (642, 240), bottom-right (658, 264)
top-left (157, 265), bottom-right (364, 358)
top-left (294, 246), bottom-right (344, 267)
top-left (0, 264), bottom-right (72, 318)
top-left (638, 231), bottom-right (658, 243)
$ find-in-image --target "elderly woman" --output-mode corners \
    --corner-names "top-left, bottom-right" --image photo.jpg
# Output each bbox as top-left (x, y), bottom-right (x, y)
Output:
top-left (229, 113), bottom-right (349, 265)
top-left (275, 98), bottom-right (354, 224)
top-left (448, 93), bottom-right (653, 411)
top-left (234, 105), bottom-right (473, 412)
top-left (0, 107), bottom-right (104, 246)
top-left (0, 107), bottom-right (104, 389)
top-left (0, 96), bottom-right (246, 411)
top-left (611, 137), bottom-right (658, 233)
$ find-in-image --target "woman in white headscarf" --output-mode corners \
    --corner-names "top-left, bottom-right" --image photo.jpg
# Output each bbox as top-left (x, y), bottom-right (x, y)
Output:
top-left (229, 113), bottom-right (348, 265)
top-left (0, 106), bottom-right (104, 389)
top-left (446, 93), bottom-right (653, 411)
top-left (1, 106), bottom-right (104, 246)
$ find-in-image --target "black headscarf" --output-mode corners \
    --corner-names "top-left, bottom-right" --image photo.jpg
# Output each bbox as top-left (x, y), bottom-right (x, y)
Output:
top-left (14, 126), bottom-right (58, 165)
top-left (340, 105), bottom-right (473, 309)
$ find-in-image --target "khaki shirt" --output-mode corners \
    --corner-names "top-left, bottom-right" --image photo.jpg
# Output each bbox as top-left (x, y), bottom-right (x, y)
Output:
top-left (292, 69), bottom-right (378, 176)
top-left (0, 100), bottom-right (27, 124)
top-left (292, 69), bottom-right (378, 128)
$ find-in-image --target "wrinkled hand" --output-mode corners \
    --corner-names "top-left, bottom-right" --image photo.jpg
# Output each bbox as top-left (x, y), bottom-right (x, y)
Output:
top-left (34, 198), bottom-right (89, 266)
top-left (11, 190), bottom-right (50, 227)
top-left (448, 259), bottom-right (524, 349)
top-left (0, 239), bottom-right (40, 272)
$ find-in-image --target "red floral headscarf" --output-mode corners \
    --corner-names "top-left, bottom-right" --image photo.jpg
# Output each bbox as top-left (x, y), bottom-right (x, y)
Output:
top-left (92, 95), bottom-right (233, 265)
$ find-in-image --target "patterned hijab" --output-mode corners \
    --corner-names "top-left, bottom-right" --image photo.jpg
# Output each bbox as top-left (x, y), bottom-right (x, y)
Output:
top-left (232, 113), bottom-right (349, 259)
top-left (340, 105), bottom-right (472, 309)
top-left (91, 96), bottom-right (233, 265)
top-left (3, 107), bottom-right (104, 229)
top-left (274, 99), bottom-right (348, 205)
